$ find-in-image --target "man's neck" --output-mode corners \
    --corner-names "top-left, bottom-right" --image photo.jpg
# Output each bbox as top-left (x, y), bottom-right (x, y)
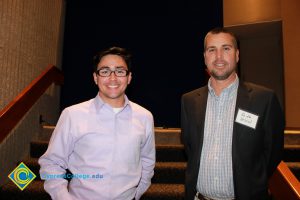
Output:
top-left (210, 73), bottom-right (237, 96)
top-left (98, 93), bottom-right (125, 108)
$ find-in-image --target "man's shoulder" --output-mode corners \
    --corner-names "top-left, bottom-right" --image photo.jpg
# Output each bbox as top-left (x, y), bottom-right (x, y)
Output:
top-left (241, 81), bottom-right (274, 95)
top-left (129, 101), bottom-right (153, 117)
top-left (64, 99), bottom-right (94, 114)
top-left (182, 86), bottom-right (207, 99)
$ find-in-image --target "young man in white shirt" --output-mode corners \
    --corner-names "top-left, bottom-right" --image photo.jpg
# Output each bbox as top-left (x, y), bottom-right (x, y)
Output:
top-left (39, 47), bottom-right (156, 200)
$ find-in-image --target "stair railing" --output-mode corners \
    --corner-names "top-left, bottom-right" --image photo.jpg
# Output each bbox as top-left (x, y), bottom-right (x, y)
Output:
top-left (0, 64), bottom-right (63, 143)
top-left (268, 127), bottom-right (300, 199)
top-left (269, 161), bottom-right (300, 199)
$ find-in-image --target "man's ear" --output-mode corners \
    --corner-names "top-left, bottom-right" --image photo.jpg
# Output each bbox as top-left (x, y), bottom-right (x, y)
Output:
top-left (127, 72), bottom-right (132, 84)
top-left (93, 72), bottom-right (98, 85)
top-left (236, 49), bottom-right (240, 63)
top-left (203, 52), bottom-right (207, 66)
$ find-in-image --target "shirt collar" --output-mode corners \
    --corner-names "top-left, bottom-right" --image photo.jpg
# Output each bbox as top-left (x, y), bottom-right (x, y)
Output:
top-left (208, 73), bottom-right (239, 98)
top-left (94, 93), bottom-right (131, 113)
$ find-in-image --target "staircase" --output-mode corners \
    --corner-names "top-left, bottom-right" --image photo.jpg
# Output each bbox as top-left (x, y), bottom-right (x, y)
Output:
top-left (0, 126), bottom-right (299, 199)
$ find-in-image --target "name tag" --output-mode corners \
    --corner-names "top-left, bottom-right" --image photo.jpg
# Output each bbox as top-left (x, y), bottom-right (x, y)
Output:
top-left (235, 109), bottom-right (259, 129)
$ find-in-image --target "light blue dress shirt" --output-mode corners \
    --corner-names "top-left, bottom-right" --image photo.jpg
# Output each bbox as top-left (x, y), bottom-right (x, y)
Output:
top-left (197, 75), bottom-right (239, 200)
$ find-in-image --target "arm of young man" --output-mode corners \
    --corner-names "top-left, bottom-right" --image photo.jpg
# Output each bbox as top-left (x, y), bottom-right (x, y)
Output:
top-left (38, 109), bottom-right (74, 200)
top-left (135, 114), bottom-right (156, 200)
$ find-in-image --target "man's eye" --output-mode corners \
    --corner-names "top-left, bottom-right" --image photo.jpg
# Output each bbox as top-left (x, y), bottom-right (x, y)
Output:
top-left (223, 46), bottom-right (233, 51)
top-left (207, 48), bottom-right (215, 52)
top-left (116, 69), bottom-right (126, 74)
top-left (101, 70), bottom-right (110, 74)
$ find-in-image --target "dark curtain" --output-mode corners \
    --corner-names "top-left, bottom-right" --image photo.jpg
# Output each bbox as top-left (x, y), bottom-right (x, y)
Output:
top-left (61, 0), bottom-right (223, 127)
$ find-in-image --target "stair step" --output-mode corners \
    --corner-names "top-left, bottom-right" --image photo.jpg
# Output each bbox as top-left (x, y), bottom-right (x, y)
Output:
top-left (141, 183), bottom-right (184, 200)
top-left (155, 128), bottom-right (181, 145)
top-left (156, 144), bottom-right (186, 162)
top-left (39, 126), bottom-right (183, 145)
top-left (38, 125), bottom-right (55, 141)
top-left (284, 129), bottom-right (300, 145)
top-left (0, 180), bottom-right (50, 200)
top-left (153, 162), bottom-right (186, 184)
top-left (30, 141), bottom-right (188, 162)
top-left (0, 180), bottom-right (184, 200)
top-left (283, 145), bottom-right (300, 162)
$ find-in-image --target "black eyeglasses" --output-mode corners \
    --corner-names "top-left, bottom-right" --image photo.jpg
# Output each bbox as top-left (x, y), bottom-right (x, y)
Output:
top-left (95, 67), bottom-right (129, 77)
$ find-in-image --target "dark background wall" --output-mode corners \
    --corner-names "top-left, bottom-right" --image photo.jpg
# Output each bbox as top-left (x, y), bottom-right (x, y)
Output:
top-left (61, 0), bottom-right (223, 127)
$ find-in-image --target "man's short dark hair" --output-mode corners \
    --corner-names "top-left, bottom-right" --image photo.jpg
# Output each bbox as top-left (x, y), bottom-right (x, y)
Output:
top-left (93, 47), bottom-right (132, 72)
top-left (204, 27), bottom-right (239, 50)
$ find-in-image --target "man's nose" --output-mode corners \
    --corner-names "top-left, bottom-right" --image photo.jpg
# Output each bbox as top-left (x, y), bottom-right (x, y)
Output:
top-left (109, 71), bottom-right (117, 79)
top-left (216, 49), bottom-right (223, 59)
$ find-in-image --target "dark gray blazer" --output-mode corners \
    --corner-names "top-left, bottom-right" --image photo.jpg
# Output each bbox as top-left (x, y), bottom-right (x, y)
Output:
top-left (181, 81), bottom-right (285, 200)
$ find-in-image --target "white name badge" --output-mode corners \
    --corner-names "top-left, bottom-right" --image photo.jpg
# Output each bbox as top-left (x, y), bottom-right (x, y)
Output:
top-left (235, 109), bottom-right (259, 129)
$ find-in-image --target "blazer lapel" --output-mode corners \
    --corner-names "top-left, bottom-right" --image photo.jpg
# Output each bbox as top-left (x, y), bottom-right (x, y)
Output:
top-left (232, 82), bottom-right (251, 167)
top-left (195, 86), bottom-right (208, 164)
top-left (233, 82), bottom-right (251, 138)
top-left (234, 82), bottom-right (251, 122)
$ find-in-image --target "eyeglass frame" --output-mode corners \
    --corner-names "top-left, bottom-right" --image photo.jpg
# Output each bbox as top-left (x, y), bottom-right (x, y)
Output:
top-left (95, 67), bottom-right (130, 77)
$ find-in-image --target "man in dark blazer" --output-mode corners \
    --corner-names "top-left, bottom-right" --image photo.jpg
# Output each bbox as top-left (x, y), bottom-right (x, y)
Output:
top-left (181, 28), bottom-right (285, 200)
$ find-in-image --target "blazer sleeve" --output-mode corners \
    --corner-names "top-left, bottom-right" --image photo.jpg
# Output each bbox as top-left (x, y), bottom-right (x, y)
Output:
top-left (181, 94), bottom-right (190, 157)
top-left (264, 92), bottom-right (285, 177)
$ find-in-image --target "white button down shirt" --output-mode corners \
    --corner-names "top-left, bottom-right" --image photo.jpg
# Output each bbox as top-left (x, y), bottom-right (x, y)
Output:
top-left (39, 94), bottom-right (155, 200)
